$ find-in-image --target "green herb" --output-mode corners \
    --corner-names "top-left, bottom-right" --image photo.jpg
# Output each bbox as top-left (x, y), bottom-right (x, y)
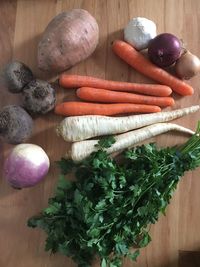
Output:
top-left (28, 123), bottom-right (200, 267)
top-left (95, 136), bottom-right (116, 149)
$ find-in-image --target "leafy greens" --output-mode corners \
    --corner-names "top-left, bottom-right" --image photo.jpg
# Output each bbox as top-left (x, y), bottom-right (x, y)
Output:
top-left (28, 123), bottom-right (200, 267)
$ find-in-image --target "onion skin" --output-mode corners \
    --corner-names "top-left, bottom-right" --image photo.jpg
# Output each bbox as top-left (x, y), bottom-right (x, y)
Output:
top-left (4, 144), bottom-right (50, 189)
top-left (148, 33), bottom-right (182, 67)
top-left (175, 51), bottom-right (200, 80)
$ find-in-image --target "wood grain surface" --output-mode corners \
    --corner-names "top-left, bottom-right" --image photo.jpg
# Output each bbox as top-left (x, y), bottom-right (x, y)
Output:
top-left (0, 1), bottom-right (200, 267)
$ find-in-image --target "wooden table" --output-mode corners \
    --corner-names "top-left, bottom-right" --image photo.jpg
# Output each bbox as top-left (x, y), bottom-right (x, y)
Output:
top-left (1, 1), bottom-right (200, 267)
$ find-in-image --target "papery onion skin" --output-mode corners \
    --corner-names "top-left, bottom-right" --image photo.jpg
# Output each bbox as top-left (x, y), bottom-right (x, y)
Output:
top-left (148, 33), bottom-right (182, 67)
top-left (175, 51), bottom-right (200, 80)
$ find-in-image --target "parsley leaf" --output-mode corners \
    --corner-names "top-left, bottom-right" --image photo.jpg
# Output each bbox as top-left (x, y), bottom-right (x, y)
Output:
top-left (95, 136), bottom-right (116, 149)
top-left (28, 130), bottom-right (200, 267)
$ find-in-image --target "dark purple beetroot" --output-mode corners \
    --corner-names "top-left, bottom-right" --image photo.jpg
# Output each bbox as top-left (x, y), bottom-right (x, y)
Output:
top-left (22, 79), bottom-right (56, 114)
top-left (3, 61), bottom-right (34, 93)
top-left (0, 105), bottom-right (33, 144)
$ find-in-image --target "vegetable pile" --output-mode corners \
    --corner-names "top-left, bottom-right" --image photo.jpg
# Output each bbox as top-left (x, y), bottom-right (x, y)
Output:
top-left (59, 74), bottom-right (172, 96)
top-left (65, 123), bottom-right (194, 162)
top-left (76, 87), bottom-right (175, 107)
top-left (56, 105), bottom-right (199, 141)
top-left (112, 40), bottom-right (194, 96)
top-left (28, 123), bottom-right (200, 267)
top-left (1, 60), bottom-right (56, 145)
top-left (3, 61), bottom-right (56, 115)
top-left (55, 26), bottom-right (200, 116)
top-left (123, 16), bottom-right (200, 80)
top-left (1, 9), bottom-right (200, 267)
top-left (147, 33), bottom-right (200, 79)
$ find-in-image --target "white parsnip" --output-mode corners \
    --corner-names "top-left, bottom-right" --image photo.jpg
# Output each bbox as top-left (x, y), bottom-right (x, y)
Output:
top-left (57, 105), bottom-right (199, 142)
top-left (65, 123), bottom-right (194, 162)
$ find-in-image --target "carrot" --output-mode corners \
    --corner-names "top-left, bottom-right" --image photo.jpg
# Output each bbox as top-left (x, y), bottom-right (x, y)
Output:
top-left (112, 40), bottom-right (194, 96)
top-left (76, 87), bottom-right (175, 107)
top-left (54, 101), bottom-right (161, 116)
top-left (59, 74), bottom-right (172, 97)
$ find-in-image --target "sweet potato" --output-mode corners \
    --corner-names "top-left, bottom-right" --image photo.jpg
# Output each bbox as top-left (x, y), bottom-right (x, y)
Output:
top-left (38, 9), bottom-right (99, 73)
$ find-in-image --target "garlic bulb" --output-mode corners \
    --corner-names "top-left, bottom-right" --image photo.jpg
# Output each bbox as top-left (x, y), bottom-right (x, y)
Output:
top-left (124, 17), bottom-right (157, 50)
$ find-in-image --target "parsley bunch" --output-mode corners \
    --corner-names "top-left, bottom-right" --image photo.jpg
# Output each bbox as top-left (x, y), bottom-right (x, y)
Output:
top-left (28, 123), bottom-right (200, 267)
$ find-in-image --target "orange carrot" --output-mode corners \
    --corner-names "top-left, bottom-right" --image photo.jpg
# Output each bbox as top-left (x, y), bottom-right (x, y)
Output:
top-left (59, 74), bottom-right (172, 97)
top-left (54, 101), bottom-right (161, 116)
top-left (77, 87), bottom-right (175, 107)
top-left (112, 40), bottom-right (194, 96)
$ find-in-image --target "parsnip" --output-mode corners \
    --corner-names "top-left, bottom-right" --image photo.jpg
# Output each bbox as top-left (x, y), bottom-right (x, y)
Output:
top-left (57, 105), bottom-right (199, 142)
top-left (65, 123), bottom-right (194, 162)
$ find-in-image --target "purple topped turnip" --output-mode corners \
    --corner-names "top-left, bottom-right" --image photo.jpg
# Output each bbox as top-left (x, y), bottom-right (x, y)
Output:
top-left (4, 144), bottom-right (50, 189)
top-left (0, 105), bottom-right (33, 144)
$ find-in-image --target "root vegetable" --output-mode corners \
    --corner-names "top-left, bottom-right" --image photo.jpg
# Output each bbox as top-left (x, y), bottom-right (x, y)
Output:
top-left (22, 79), bottom-right (56, 114)
top-left (3, 61), bottom-right (34, 93)
top-left (0, 105), bottom-right (33, 144)
top-left (28, 123), bottom-right (200, 266)
top-left (38, 9), bottom-right (99, 73)
top-left (4, 144), bottom-right (50, 189)
top-left (56, 105), bottom-right (199, 142)
top-left (76, 87), bottom-right (175, 107)
top-left (59, 74), bottom-right (172, 97)
top-left (54, 101), bottom-right (161, 116)
top-left (65, 123), bottom-right (194, 162)
top-left (112, 40), bottom-right (194, 96)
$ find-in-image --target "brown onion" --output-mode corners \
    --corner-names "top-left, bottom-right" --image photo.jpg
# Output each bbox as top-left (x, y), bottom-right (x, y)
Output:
top-left (175, 51), bottom-right (200, 80)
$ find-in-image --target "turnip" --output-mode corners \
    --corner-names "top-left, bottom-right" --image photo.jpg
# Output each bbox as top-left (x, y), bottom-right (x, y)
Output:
top-left (4, 144), bottom-right (50, 189)
top-left (0, 105), bottom-right (33, 144)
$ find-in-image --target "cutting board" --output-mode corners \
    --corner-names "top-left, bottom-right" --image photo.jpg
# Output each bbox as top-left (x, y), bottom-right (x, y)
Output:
top-left (1, 1), bottom-right (200, 267)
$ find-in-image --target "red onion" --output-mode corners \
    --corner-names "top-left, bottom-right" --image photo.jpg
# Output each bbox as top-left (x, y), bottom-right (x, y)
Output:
top-left (148, 33), bottom-right (182, 67)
